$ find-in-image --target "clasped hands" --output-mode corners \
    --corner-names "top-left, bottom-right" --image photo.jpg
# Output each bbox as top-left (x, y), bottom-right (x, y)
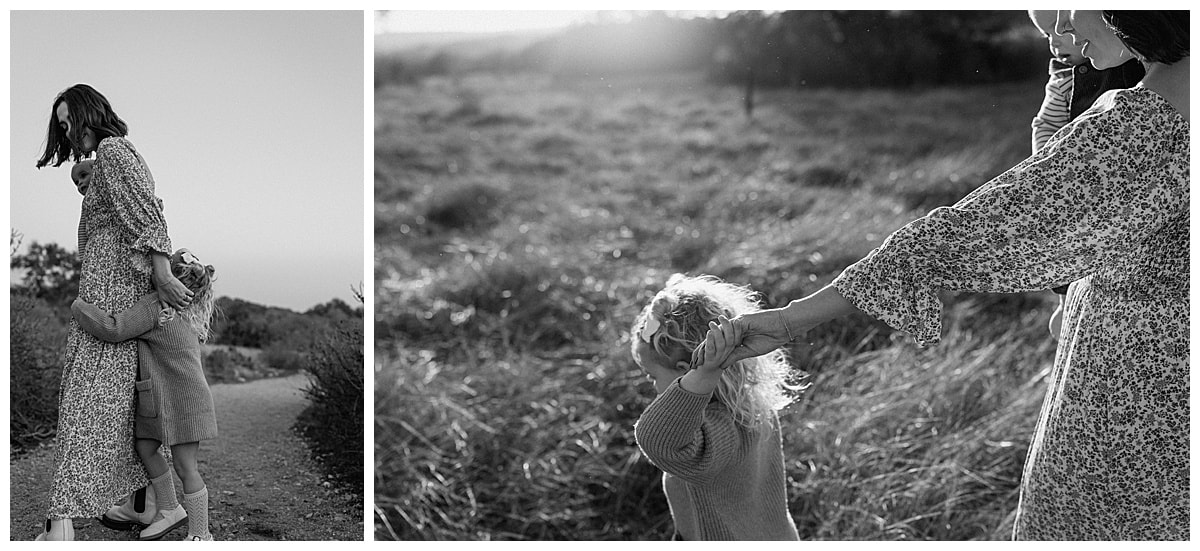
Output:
top-left (692, 309), bottom-right (802, 370)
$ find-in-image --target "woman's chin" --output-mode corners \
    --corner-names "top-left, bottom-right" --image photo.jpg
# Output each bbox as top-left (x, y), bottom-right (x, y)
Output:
top-left (1085, 55), bottom-right (1118, 70)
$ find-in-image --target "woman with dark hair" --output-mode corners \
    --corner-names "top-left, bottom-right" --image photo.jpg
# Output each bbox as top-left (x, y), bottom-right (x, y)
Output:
top-left (34, 83), bottom-right (194, 540)
top-left (705, 11), bottom-right (1188, 540)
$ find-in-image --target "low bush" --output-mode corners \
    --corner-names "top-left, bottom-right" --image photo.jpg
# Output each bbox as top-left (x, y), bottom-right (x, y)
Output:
top-left (296, 320), bottom-right (365, 495)
top-left (260, 343), bottom-right (308, 372)
top-left (9, 292), bottom-right (64, 451)
top-left (202, 346), bottom-right (259, 383)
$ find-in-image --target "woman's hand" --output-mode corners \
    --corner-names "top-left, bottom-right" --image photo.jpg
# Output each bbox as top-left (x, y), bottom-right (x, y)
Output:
top-left (714, 309), bottom-right (797, 365)
top-left (690, 315), bottom-right (743, 374)
top-left (151, 252), bottom-right (193, 309)
top-left (678, 315), bottom-right (741, 395)
top-left (155, 274), bottom-right (193, 310)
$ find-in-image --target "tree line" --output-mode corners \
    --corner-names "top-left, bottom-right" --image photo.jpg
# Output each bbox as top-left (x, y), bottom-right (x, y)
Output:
top-left (378, 10), bottom-right (1047, 89)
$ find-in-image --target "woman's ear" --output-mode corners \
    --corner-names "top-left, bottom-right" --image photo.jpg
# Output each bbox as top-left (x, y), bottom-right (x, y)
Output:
top-left (673, 360), bottom-right (690, 372)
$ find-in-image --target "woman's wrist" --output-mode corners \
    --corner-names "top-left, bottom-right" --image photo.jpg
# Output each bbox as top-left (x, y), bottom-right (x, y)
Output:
top-left (780, 284), bottom-right (859, 338)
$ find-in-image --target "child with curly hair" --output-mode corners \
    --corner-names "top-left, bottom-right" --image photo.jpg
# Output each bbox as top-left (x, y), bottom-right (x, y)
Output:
top-left (71, 248), bottom-right (219, 541)
top-left (631, 274), bottom-right (800, 540)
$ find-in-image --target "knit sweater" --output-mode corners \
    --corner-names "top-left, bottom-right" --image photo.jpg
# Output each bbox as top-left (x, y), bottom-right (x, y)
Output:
top-left (71, 294), bottom-right (218, 445)
top-left (634, 379), bottom-right (799, 540)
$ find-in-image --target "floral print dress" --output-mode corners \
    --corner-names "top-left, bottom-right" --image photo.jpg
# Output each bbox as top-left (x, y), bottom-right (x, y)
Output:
top-left (49, 136), bottom-right (172, 519)
top-left (833, 86), bottom-right (1188, 540)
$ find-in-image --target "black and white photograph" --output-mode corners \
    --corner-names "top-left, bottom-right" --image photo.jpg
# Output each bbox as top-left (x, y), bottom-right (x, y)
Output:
top-left (9, 10), bottom-right (365, 541)
top-left (374, 10), bottom-right (1188, 540)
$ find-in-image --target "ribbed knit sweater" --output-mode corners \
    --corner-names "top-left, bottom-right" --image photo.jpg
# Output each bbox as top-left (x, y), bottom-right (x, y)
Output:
top-left (634, 379), bottom-right (799, 540)
top-left (72, 294), bottom-right (218, 445)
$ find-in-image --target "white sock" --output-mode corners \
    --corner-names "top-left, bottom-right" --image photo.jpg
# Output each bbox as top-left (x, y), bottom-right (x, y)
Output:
top-left (182, 487), bottom-right (211, 539)
top-left (150, 472), bottom-right (180, 512)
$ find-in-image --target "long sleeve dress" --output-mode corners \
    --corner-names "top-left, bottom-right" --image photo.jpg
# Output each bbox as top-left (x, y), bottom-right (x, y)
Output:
top-left (832, 86), bottom-right (1188, 540)
top-left (49, 136), bottom-right (173, 519)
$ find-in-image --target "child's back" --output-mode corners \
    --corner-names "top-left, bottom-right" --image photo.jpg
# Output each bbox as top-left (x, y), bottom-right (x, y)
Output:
top-left (630, 274), bottom-right (799, 540)
top-left (635, 382), bottom-right (796, 540)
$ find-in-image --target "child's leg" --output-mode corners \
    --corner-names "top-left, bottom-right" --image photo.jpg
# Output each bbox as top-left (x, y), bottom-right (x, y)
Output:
top-left (136, 438), bottom-right (170, 479)
top-left (170, 442), bottom-right (203, 493)
top-left (171, 442), bottom-right (211, 539)
top-left (137, 438), bottom-right (180, 513)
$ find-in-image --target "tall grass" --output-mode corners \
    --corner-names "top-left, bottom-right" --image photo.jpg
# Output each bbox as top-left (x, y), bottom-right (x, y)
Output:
top-left (375, 72), bottom-right (1055, 540)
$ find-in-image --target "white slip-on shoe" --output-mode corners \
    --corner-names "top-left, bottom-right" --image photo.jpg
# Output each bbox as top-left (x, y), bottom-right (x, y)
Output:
top-left (100, 485), bottom-right (157, 530)
top-left (139, 506), bottom-right (187, 541)
top-left (35, 519), bottom-right (74, 541)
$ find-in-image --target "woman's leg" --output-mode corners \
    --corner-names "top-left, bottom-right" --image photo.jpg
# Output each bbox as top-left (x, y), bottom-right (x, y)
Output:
top-left (171, 442), bottom-right (212, 539)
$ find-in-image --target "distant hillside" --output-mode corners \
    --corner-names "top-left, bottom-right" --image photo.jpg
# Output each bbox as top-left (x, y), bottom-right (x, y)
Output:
top-left (375, 30), bottom-right (554, 60)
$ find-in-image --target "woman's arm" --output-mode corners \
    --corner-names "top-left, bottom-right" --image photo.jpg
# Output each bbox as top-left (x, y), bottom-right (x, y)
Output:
top-left (722, 285), bottom-right (861, 365)
top-left (96, 138), bottom-right (192, 310)
top-left (71, 294), bottom-right (161, 342)
top-left (152, 252), bottom-right (193, 309)
top-left (720, 90), bottom-right (1185, 361)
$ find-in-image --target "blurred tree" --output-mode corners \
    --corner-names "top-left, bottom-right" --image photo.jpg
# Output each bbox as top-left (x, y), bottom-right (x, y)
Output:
top-left (11, 241), bottom-right (81, 308)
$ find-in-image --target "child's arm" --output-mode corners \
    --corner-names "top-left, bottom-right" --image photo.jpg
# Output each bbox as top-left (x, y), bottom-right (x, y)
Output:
top-left (71, 293), bottom-right (162, 343)
top-left (1031, 71), bottom-right (1073, 152)
top-left (634, 318), bottom-right (746, 484)
top-left (634, 381), bottom-right (743, 486)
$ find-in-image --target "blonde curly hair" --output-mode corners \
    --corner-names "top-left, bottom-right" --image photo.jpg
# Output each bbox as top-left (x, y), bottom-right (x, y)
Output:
top-left (170, 249), bottom-right (218, 343)
top-left (631, 274), bottom-right (800, 427)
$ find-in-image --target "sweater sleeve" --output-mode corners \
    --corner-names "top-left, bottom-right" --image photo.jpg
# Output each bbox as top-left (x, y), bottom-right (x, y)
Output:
top-left (634, 379), bottom-right (742, 486)
top-left (71, 294), bottom-right (162, 342)
top-left (1031, 70), bottom-right (1073, 152)
top-left (95, 137), bottom-right (172, 256)
top-left (834, 89), bottom-right (1187, 346)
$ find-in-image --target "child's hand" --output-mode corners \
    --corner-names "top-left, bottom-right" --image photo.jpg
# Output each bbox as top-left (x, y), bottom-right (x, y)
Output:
top-left (690, 315), bottom-right (743, 375)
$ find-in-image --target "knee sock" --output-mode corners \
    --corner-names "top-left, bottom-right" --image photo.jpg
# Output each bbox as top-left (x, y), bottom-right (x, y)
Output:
top-left (150, 471), bottom-right (180, 512)
top-left (182, 487), bottom-right (211, 538)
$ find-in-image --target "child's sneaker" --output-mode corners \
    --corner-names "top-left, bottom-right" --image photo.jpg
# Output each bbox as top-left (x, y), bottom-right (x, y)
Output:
top-left (139, 506), bottom-right (187, 540)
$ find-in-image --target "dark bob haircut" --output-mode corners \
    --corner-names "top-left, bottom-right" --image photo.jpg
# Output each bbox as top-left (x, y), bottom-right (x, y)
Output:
top-left (36, 84), bottom-right (128, 169)
top-left (1104, 11), bottom-right (1190, 65)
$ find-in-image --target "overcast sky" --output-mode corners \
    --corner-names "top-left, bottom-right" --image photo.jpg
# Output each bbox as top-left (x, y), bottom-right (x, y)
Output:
top-left (8, 11), bottom-right (365, 312)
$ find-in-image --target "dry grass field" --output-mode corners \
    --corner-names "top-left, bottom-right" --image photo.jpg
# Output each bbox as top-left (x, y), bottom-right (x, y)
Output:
top-left (375, 71), bottom-right (1059, 540)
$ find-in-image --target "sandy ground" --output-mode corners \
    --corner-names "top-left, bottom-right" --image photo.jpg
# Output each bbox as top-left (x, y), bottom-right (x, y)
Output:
top-left (10, 374), bottom-right (363, 541)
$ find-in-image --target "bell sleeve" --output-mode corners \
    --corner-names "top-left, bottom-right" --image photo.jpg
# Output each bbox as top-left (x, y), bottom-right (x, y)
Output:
top-left (95, 137), bottom-right (172, 256)
top-left (833, 90), bottom-right (1187, 346)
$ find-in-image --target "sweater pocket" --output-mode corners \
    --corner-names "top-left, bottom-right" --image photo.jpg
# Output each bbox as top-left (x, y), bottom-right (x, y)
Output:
top-left (135, 378), bottom-right (158, 418)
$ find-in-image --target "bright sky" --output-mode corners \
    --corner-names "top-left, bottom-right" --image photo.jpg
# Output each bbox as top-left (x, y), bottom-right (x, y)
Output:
top-left (378, 10), bottom-right (596, 34)
top-left (376, 9), bottom-right (737, 34)
top-left (8, 11), bottom-right (365, 312)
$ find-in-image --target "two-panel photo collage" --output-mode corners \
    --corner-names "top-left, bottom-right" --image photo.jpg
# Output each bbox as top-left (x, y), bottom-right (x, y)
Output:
top-left (4, 8), bottom-right (1192, 543)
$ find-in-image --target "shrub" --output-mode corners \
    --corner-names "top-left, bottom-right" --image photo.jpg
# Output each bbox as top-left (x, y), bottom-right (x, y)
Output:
top-left (296, 320), bottom-right (364, 495)
top-left (202, 346), bottom-right (259, 384)
top-left (260, 343), bottom-right (308, 372)
top-left (421, 182), bottom-right (505, 231)
top-left (9, 292), bottom-right (64, 451)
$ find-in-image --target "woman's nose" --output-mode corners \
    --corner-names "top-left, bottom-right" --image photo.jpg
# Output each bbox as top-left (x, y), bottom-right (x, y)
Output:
top-left (1053, 11), bottom-right (1069, 36)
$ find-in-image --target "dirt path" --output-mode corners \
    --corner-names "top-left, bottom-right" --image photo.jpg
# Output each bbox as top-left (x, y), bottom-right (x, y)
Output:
top-left (9, 374), bottom-right (363, 541)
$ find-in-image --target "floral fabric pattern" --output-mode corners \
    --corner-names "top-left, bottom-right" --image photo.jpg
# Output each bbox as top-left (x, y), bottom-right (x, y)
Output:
top-left (834, 86), bottom-right (1189, 540)
top-left (50, 136), bottom-right (172, 518)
